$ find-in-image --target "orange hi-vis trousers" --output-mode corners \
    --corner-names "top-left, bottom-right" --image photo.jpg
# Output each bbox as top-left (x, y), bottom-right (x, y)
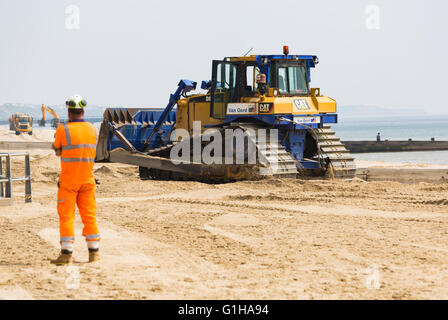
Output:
top-left (57, 182), bottom-right (100, 251)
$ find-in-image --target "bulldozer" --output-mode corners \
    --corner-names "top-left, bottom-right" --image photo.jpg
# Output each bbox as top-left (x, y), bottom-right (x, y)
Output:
top-left (96, 47), bottom-right (356, 181)
top-left (9, 113), bottom-right (33, 135)
top-left (38, 104), bottom-right (60, 128)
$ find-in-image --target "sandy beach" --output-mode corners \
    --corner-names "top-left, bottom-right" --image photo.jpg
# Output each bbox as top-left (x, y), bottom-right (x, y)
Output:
top-left (1, 128), bottom-right (448, 299)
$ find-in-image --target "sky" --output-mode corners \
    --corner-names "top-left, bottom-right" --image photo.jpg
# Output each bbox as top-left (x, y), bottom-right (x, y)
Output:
top-left (0, 0), bottom-right (447, 114)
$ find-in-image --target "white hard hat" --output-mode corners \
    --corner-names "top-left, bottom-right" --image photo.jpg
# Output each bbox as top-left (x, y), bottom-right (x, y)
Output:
top-left (66, 94), bottom-right (87, 109)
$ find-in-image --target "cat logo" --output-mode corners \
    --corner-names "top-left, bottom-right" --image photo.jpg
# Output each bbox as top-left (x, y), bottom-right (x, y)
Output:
top-left (294, 99), bottom-right (311, 110)
top-left (258, 103), bottom-right (273, 113)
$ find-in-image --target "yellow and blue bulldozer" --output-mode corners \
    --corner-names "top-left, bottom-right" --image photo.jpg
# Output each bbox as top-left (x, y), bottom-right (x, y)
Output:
top-left (96, 47), bottom-right (356, 181)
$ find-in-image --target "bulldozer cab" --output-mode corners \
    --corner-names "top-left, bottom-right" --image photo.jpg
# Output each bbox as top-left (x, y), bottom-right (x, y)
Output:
top-left (209, 56), bottom-right (313, 119)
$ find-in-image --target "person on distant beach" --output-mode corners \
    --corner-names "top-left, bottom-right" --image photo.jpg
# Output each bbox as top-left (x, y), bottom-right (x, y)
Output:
top-left (50, 94), bottom-right (100, 266)
top-left (376, 132), bottom-right (381, 142)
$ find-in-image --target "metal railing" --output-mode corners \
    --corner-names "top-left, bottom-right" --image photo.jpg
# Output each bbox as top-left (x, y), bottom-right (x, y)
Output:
top-left (0, 153), bottom-right (32, 205)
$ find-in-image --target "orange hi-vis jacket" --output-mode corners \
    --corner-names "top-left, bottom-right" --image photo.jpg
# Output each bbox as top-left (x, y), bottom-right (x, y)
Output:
top-left (53, 121), bottom-right (98, 184)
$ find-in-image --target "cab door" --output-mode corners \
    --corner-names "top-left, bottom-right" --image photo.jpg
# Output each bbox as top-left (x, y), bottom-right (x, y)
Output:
top-left (210, 60), bottom-right (238, 119)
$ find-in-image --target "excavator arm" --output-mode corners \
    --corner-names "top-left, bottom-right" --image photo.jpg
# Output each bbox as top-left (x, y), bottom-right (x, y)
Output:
top-left (39, 104), bottom-right (60, 128)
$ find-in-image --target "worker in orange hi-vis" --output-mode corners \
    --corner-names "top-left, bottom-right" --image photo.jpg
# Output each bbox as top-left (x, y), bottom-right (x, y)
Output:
top-left (51, 94), bottom-right (100, 265)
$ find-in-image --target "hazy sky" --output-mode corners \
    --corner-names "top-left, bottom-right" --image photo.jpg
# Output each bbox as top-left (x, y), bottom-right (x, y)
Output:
top-left (1, 0), bottom-right (447, 114)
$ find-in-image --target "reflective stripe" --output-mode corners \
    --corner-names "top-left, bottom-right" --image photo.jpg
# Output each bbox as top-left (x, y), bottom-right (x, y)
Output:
top-left (61, 157), bottom-right (95, 163)
top-left (61, 242), bottom-right (74, 251)
top-left (87, 240), bottom-right (99, 249)
top-left (63, 124), bottom-right (71, 146)
top-left (61, 236), bottom-right (75, 242)
top-left (57, 198), bottom-right (65, 203)
top-left (85, 234), bottom-right (100, 240)
top-left (61, 144), bottom-right (97, 150)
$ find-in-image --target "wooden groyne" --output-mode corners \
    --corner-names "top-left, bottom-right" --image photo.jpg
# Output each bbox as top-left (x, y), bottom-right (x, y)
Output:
top-left (343, 140), bottom-right (448, 153)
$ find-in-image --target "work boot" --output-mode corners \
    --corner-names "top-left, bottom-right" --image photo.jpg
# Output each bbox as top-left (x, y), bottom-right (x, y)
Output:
top-left (50, 251), bottom-right (73, 266)
top-left (88, 249), bottom-right (100, 263)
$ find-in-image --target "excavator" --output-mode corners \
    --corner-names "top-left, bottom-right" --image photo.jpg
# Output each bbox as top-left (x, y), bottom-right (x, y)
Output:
top-left (38, 104), bottom-right (60, 128)
top-left (96, 47), bottom-right (356, 181)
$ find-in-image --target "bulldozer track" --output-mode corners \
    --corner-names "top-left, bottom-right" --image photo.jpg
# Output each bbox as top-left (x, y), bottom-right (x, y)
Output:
top-left (235, 123), bottom-right (298, 179)
top-left (138, 124), bottom-right (355, 181)
top-left (316, 125), bottom-right (357, 179)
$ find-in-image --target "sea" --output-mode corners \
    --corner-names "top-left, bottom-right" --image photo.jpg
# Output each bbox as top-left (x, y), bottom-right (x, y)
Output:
top-left (333, 115), bottom-right (448, 165)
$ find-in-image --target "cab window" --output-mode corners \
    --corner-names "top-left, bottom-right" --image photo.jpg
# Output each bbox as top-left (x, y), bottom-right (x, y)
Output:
top-left (276, 65), bottom-right (309, 95)
top-left (245, 65), bottom-right (260, 94)
top-left (216, 63), bottom-right (236, 91)
top-left (211, 61), bottom-right (237, 119)
top-left (278, 67), bottom-right (287, 94)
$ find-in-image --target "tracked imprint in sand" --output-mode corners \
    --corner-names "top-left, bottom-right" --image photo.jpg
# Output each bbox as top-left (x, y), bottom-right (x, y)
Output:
top-left (203, 213), bottom-right (266, 246)
top-left (36, 223), bottom-right (238, 298)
